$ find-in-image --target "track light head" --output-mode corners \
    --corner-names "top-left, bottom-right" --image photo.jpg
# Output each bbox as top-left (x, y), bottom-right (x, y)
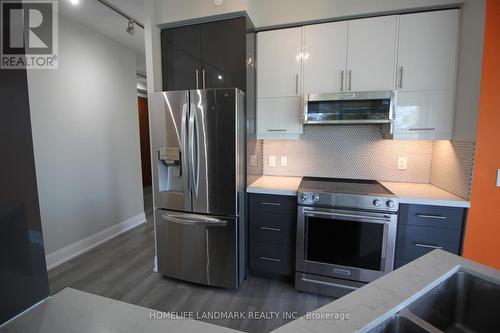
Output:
top-left (126, 20), bottom-right (135, 36)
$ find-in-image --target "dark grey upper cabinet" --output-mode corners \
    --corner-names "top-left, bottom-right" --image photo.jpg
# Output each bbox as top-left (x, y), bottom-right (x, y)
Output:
top-left (201, 18), bottom-right (246, 90)
top-left (161, 17), bottom-right (249, 91)
top-left (161, 24), bottom-right (202, 91)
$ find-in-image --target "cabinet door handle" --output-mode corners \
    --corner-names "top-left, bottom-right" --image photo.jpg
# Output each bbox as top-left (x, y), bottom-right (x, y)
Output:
top-left (414, 243), bottom-right (443, 250)
top-left (267, 129), bottom-right (287, 132)
top-left (195, 69), bottom-right (199, 89)
top-left (259, 226), bottom-right (281, 232)
top-left (348, 70), bottom-right (352, 91)
top-left (202, 69), bottom-right (206, 89)
top-left (408, 128), bottom-right (436, 131)
top-left (340, 70), bottom-right (344, 92)
top-left (399, 66), bottom-right (404, 89)
top-left (416, 214), bottom-right (447, 220)
top-left (260, 202), bottom-right (282, 206)
top-left (260, 256), bottom-right (281, 262)
top-left (295, 73), bottom-right (299, 95)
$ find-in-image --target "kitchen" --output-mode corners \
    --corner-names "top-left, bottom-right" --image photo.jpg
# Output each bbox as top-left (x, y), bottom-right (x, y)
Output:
top-left (1, 0), bottom-right (499, 333)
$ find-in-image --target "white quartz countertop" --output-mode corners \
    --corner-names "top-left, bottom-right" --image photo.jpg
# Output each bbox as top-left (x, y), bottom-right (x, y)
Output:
top-left (247, 176), bottom-right (470, 208)
top-left (381, 181), bottom-right (470, 208)
top-left (247, 176), bottom-right (302, 196)
top-left (0, 288), bottom-right (238, 333)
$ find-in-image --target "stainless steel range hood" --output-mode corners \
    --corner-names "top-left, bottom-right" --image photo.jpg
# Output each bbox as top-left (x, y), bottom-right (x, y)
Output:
top-left (303, 90), bottom-right (394, 125)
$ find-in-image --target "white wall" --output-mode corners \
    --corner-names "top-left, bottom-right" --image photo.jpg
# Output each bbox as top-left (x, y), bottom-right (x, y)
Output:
top-left (152, 0), bottom-right (464, 27)
top-left (27, 16), bottom-right (145, 256)
top-left (155, 0), bottom-right (247, 27)
top-left (246, 0), bottom-right (462, 28)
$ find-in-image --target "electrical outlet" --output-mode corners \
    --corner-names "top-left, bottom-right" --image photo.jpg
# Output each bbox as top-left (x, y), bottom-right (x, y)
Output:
top-left (497, 169), bottom-right (500, 187)
top-left (268, 155), bottom-right (276, 167)
top-left (250, 155), bottom-right (257, 167)
top-left (397, 157), bottom-right (407, 170)
top-left (281, 156), bottom-right (288, 167)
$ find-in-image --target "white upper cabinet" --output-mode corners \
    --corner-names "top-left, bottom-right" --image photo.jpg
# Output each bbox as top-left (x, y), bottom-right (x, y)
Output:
top-left (393, 10), bottom-right (459, 140)
top-left (256, 27), bottom-right (303, 139)
top-left (257, 27), bottom-right (303, 98)
top-left (347, 16), bottom-right (397, 92)
top-left (255, 10), bottom-right (459, 141)
top-left (303, 21), bottom-right (348, 94)
top-left (396, 10), bottom-right (459, 92)
top-left (257, 97), bottom-right (302, 139)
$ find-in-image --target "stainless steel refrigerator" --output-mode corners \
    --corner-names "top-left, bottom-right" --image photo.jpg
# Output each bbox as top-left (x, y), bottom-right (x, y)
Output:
top-left (150, 88), bottom-right (246, 289)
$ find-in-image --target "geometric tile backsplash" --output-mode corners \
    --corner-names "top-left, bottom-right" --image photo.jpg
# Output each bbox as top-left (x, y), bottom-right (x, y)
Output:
top-left (263, 126), bottom-right (434, 183)
top-left (431, 140), bottom-right (475, 199)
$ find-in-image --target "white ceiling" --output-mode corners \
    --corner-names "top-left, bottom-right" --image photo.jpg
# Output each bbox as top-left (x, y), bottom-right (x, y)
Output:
top-left (59, 0), bottom-right (146, 75)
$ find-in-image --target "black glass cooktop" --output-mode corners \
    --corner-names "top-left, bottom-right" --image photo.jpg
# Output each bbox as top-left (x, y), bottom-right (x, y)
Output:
top-left (299, 177), bottom-right (394, 196)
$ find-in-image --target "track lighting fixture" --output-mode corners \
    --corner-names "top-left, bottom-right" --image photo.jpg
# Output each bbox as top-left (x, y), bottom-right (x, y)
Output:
top-left (97, 0), bottom-right (144, 37)
top-left (126, 20), bottom-right (135, 36)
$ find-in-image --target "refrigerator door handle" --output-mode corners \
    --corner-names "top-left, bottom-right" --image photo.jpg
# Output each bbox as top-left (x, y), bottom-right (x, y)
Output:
top-left (161, 213), bottom-right (227, 227)
top-left (181, 103), bottom-right (189, 183)
top-left (188, 104), bottom-right (199, 195)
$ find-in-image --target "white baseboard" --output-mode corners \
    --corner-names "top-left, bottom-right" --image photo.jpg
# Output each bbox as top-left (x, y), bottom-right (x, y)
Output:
top-left (45, 212), bottom-right (147, 271)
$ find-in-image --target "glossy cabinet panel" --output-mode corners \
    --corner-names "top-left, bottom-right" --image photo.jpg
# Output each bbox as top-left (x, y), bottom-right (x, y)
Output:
top-left (397, 10), bottom-right (459, 92)
top-left (257, 27), bottom-right (303, 98)
top-left (1, 60), bottom-right (49, 325)
top-left (256, 27), bottom-right (303, 139)
top-left (393, 10), bottom-right (459, 140)
top-left (347, 16), bottom-right (397, 91)
top-left (303, 21), bottom-right (348, 94)
top-left (257, 97), bottom-right (302, 139)
top-left (161, 17), bottom-right (249, 91)
top-left (393, 90), bottom-right (454, 140)
top-left (161, 25), bottom-right (202, 91)
top-left (201, 17), bottom-right (246, 90)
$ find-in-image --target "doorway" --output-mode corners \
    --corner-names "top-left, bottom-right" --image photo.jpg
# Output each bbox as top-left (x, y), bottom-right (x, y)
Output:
top-left (137, 96), bottom-right (152, 214)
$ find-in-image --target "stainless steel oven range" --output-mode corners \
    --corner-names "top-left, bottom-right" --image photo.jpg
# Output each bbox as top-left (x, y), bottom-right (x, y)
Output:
top-left (295, 177), bottom-right (399, 298)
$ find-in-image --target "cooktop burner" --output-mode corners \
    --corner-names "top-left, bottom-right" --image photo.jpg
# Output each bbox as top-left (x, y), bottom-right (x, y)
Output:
top-left (298, 177), bottom-right (398, 212)
top-left (299, 177), bottom-right (394, 196)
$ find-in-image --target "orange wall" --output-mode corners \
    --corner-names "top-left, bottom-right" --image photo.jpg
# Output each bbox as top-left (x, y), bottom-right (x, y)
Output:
top-left (463, 0), bottom-right (500, 269)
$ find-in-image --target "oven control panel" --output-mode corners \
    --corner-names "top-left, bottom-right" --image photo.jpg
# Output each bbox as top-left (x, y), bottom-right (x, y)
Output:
top-left (298, 191), bottom-right (399, 212)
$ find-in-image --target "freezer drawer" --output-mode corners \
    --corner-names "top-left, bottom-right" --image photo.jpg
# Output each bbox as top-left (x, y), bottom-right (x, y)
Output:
top-left (155, 209), bottom-right (238, 288)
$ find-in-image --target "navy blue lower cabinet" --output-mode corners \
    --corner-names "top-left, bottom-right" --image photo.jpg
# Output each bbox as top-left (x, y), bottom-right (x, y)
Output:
top-left (394, 204), bottom-right (467, 269)
top-left (248, 193), bottom-right (297, 279)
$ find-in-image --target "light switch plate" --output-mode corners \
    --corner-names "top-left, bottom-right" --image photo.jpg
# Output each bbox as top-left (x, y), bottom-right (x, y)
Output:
top-left (281, 156), bottom-right (288, 167)
top-left (397, 157), bottom-right (407, 170)
top-left (250, 155), bottom-right (257, 167)
top-left (497, 169), bottom-right (500, 187)
top-left (268, 155), bottom-right (276, 167)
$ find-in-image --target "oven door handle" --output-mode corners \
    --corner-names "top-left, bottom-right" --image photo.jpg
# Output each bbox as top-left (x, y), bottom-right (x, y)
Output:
top-left (304, 210), bottom-right (391, 222)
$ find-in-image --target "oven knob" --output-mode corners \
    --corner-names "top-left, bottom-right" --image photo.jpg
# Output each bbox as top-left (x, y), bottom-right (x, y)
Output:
top-left (300, 193), bottom-right (308, 201)
top-left (312, 194), bottom-right (320, 202)
top-left (373, 199), bottom-right (382, 207)
top-left (386, 200), bottom-right (395, 208)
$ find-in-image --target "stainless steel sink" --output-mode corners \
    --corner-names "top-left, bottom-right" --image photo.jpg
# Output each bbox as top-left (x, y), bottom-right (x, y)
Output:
top-left (368, 315), bottom-right (429, 333)
top-left (367, 270), bottom-right (500, 333)
top-left (408, 270), bottom-right (500, 333)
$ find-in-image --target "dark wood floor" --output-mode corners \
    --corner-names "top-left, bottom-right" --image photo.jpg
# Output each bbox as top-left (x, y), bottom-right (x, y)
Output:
top-left (48, 187), bottom-right (333, 333)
